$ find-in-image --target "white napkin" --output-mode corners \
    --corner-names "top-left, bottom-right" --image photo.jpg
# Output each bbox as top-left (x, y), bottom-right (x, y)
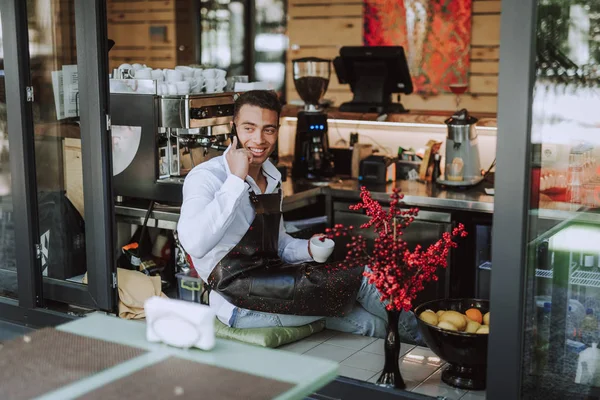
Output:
top-left (144, 296), bottom-right (216, 350)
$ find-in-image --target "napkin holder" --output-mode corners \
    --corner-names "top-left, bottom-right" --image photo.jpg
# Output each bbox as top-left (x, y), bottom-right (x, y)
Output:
top-left (359, 155), bottom-right (396, 184)
top-left (145, 296), bottom-right (216, 350)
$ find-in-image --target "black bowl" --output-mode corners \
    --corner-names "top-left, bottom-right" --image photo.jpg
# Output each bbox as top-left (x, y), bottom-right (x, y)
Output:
top-left (414, 298), bottom-right (489, 390)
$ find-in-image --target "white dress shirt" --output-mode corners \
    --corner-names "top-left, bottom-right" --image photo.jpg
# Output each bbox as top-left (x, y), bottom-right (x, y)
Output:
top-left (177, 147), bottom-right (313, 325)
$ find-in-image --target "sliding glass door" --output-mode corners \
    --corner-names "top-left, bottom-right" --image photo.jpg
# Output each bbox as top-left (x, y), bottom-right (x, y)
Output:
top-left (0, 0), bottom-right (116, 324)
top-left (0, 6), bottom-right (17, 300)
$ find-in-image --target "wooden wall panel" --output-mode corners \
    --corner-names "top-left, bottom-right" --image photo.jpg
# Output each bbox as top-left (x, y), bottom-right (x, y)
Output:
top-left (289, 4), bottom-right (363, 17)
top-left (289, 0), bottom-right (364, 4)
top-left (401, 94), bottom-right (498, 114)
top-left (472, 1), bottom-right (502, 13)
top-left (287, 17), bottom-right (363, 47)
top-left (470, 76), bottom-right (499, 94)
top-left (320, 91), bottom-right (498, 114)
top-left (108, 23), bottom-right (149, 47)
top-left (107, 0), bottom-right (148, 12)
top-left (286, 0), bottom-right (501, 114)
top-left (288, 47), bottom-right (340, 61)
top-left (107, 0), bottom-right (192, 71)
top-left (471, 47), bottom-right (500, 60)
top-left (107, 0), bottom-right (175, 10)
top-left (471, 14), bottom-right (501, 46)
top-left (108, 10), bottom-right (175, 23)
top-left (471, 61), bottom-right (499, 74)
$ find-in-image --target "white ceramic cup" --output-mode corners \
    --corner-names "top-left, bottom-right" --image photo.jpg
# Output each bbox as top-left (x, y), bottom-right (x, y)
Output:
top-left (134, 68), bottom-right (152, 79)
top-left (202, 68), bottom-right (220, 79)
top-left (158, 83), bottom-right (168, 95)
top-left (151, 69), bottom-right (165, 81)
top-left (166, 69), bottom-right (184, 82)
top-left (193, 68), bottom-right (204, 79)
top-left (214, 69), bottom-right (227, 79)
top-left (175, 66), bottom-right (195, 78)
top-left (175, 81), bottom-right (191, 95)
top-left (184, 77), bottom-right (204, 93)
top-left (204, 78), bottom-right (227, 93)
top-left (309, 237), bottom-right (335, 263)
top-left (117, 63), bottom-right (134, 79)
top-left (195, 77), bottom-right (206, 93)
top-left (118, 63), bottom-right (133, 71)
top-left (131, 63), bottom-right (145, 71)
top-left (167, 84), bottom-right (178, 95)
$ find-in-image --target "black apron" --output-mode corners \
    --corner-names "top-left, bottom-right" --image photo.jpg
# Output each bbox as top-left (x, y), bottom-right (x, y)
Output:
top-left (207, 187), bottom-right (363, 317)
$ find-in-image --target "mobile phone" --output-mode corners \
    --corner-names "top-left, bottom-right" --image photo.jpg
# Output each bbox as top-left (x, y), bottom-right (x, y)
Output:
top-left (231, 124), bottom-right (242, 149)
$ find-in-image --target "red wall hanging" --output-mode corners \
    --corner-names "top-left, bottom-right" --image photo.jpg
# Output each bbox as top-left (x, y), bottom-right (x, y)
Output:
top-left (364, 0), bottom-right (473, 95)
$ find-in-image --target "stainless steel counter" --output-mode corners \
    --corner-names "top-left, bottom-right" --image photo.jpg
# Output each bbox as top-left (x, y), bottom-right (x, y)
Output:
top-left (116, 201), bottom-right (181, 230)
top-left (114, 176), bottom-right (590, 233)
top-left (280, 178), bottom-right (581, 220)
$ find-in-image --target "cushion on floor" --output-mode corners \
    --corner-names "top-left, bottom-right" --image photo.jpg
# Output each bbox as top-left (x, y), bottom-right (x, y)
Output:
top-left (214, 318), bottom-right (325, 348)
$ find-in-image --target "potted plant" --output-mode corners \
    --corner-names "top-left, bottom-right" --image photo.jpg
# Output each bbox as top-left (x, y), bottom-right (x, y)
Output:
top-left (324, 187), bottom-right (467, 389)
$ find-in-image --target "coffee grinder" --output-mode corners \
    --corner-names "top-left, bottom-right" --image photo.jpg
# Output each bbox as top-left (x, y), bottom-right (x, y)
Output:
top-left (291, 57), bottom-right (335, 180)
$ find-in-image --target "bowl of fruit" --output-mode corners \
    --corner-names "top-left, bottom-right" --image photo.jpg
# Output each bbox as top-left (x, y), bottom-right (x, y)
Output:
top-left (414, 298), bottom-right (490, 390)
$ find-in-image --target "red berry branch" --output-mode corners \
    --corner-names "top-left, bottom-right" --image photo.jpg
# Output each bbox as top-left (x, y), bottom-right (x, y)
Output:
top-left (323, 187), bottom-right (468, 312)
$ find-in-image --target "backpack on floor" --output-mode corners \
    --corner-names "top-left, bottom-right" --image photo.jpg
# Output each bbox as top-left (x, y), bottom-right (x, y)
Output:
top-left (38, 191), bottom-right (87, 279)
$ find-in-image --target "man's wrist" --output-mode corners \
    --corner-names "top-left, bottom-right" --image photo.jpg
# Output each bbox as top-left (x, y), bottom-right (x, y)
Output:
top-left (229, 165), bottom-right (246, 180)
top-left (227, 169), bottom-right (245, 181)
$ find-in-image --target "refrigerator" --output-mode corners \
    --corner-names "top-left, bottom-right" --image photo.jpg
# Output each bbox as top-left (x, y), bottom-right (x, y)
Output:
top-left (489, 0), bottom-right (600, 399)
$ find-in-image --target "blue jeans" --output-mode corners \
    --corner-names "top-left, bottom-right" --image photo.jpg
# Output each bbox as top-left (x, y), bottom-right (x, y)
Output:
top-left (229, 267), bottom-right (422, 344)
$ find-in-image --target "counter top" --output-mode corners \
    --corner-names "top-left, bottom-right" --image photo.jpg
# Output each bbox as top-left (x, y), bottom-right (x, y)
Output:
top-left (281, 178), bottom-right (582, 219)
top-left (281, 178), bottom-right (495, 214)
top-left (281, 105), bottom-right (498, 128)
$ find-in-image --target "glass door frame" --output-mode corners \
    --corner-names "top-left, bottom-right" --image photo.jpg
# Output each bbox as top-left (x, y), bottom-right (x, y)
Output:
top-left (0, 0), bottom-right (117, 325)
top-left (488, 0), bottom-right (540, 399)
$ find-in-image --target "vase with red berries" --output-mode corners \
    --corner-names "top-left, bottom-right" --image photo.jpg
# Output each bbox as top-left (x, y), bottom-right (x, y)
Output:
top-left (324, 187), bottom-right (467, 390)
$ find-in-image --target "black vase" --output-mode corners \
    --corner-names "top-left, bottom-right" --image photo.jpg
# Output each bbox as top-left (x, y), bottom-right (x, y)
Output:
top-left (376, 309), bottom-right (407, 390)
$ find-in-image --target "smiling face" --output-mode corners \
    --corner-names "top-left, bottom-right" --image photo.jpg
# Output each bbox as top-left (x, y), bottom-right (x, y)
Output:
top-left (233, 104), bottom-right (279, 166)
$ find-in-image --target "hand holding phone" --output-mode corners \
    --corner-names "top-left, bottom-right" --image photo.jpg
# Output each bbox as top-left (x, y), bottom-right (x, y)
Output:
top-left (231, 124), bottom-right (243, 149)
top-left (227, 135), bottom-right (252, 180)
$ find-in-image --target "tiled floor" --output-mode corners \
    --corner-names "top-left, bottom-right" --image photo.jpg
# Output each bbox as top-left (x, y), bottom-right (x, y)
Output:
top-left (279, 329), bottom-right (487, 400)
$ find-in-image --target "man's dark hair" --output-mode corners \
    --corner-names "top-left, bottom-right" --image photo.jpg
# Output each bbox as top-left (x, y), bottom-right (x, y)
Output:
top-left (233, 90), bottom-right (282, 122)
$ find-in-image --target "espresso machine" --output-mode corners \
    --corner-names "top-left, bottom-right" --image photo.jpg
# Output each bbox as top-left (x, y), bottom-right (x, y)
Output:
top-left (437, 108), bottom-right (483, 187)
top-left (291, 57), bottom-right (335, 180)
top-left (110, 79), bottom-right (235, 204)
